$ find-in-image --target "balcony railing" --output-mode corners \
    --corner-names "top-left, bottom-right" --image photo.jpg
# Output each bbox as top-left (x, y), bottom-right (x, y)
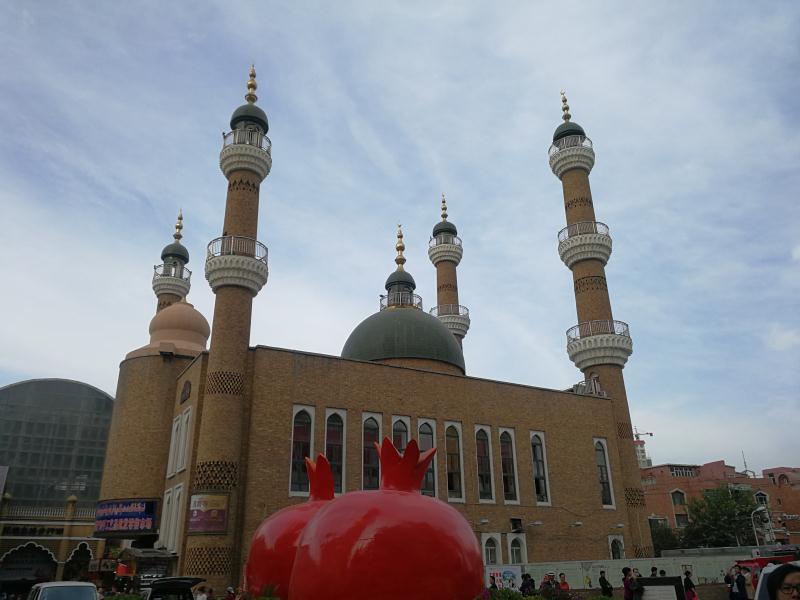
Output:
top-left (222, 129), bottom-right (272, 153)
top-left (568, 377), bottom-right (606, 397)
top-left (429, 304), bottom-right (469, 318)
top-left (558, 221), bottom-right (610, 242)
top-left (548, 134), bottom-right (593, 158)
top-left (566, 319), bottom-right (630, 342)
top-left (207, 236), bottom-right (268, 264)
top-left (153, 264), bottom-right (192, 281)
top-left (380, 292), bottom-right (423, 311)
top-left (429, 234), bottom-right (462, 248)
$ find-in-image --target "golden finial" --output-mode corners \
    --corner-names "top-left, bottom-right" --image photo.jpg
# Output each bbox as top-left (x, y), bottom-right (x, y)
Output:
top-left (560, 89), bottom-right (571, 122)
top-left (245, 64), bottom-right (258, 104)
top-left (441, 193), bottom-right (448, 221)
top-left (395, 223), bottom-right (406, 271)
top-left (173, 209), bottom-right (183, 241)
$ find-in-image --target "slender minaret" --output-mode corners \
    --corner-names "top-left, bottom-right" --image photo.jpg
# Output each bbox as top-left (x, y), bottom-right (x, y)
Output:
top-left (152, 210), bottom-right (191, 311)
top-left (184, 66), bottom-right (271, 586)
top-left (428, 194), bottom-right (470, 344)
top-left (549, 91), bottom-right (651, 556)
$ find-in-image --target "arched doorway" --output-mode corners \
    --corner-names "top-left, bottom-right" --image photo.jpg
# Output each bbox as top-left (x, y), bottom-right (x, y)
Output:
top-left (0, 542), bottom-right (57, 585)
top-left (63, 543), bottom-right (92, 581)
top-left (610, 537), bottom-right (624, 560)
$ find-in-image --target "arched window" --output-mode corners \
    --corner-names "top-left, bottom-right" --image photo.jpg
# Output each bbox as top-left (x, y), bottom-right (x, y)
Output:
top-left (476, 429), bottom-right (493, 500)
top-left (392, 420), bottom-right (408, 453)
top-left (595, 441), bottom-right (612, 505)
top-left (671, 490), bottom-right (686, 506)
top-left (531, 434), bottom-right (549, 503)
top-left (419, 423), bottom-right (435, 497)
top-left (484, 537), bottom-right (498, 565)
top-left (500, 432), bottom-right (517, 501)
top-left (363, 418), bottom-right (380, 490)
top-left (446, 426), bottom-right (462, 498)
top-left (610, 538), bottom-right (623, 559)
top-left (290, 410), bottom-right (312, 492)
top-left (326, 414), bottom-right (344, 494)
top-left (510, 538), bottom-right (523, 564)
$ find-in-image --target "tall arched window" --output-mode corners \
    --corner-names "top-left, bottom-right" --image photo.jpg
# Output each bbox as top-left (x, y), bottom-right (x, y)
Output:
top-left (500, 432), bottom-right (517, 501)
top-left (291, 410), bottom-right (312, 492)
top-left (484, 537), bottom-right (497, 565)
top-left (610, 538), bottom-right (623, 559)
top-left (671, 490), bottom-right (686, 506)
top-left (419, 423), bottom-right (435, 497)
top-left (595, 441), bottom-right (612, 505)
top-left (446, 426), bottom-right (462, 498)
top-left (510, 538), bottom-right (523, 564)
top-left (531, 434), bottom-right (549, 503)
top-left (392, 420), bottom-right (408, 453)
top-left (363, 418), bottom-right (380, 490)
top-left (326, 414), bottom-right (344, 493)
top-left (476, 429), bottom-right (493, 500)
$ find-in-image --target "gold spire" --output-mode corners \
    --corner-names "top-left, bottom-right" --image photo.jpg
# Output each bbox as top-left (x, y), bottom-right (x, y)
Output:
top-left (245, 65), bottom-right (258, 104)
top-left (560, 89), bottom-right (571, 122)
top-left (395, 223), bottom-right (406, 271)
top-left (173, 209), bottom-right (183, 241)
top-left (441, 193), bottom-right (448, 221)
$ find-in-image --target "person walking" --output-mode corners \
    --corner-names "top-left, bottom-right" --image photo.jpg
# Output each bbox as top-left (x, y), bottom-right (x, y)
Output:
top-left (520, 574), bottom-right (536, 597)
top-left (623, 567), bottom-right (634, 600)
top-left (651, 567), bottom-right (659, 578)
top-left (559, 573), bottom-right (571, 592)
top-left (684, 571), bottom-right (698, 600)
top-left (600, 570), bottom-right (614, 597)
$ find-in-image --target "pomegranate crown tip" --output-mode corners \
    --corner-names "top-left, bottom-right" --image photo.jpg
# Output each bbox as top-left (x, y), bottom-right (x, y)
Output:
top-left (305, 454), bottom-right (335, 501)
top-left (375, 436), bottom-right (436, 491)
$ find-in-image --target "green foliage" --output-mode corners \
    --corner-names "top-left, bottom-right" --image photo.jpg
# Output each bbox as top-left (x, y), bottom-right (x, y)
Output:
top-left (490, 589), bottom-right (525, 600)
top-left (650, 520), bottom-right (683, 556)
top-left (681, 485), bottom-right (757, 548)
top-left (113, 595), bottom-right (142, 600)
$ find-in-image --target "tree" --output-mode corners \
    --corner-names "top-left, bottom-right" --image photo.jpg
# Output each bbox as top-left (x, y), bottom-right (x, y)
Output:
top-left (650, 521), bottom-right (682, 556)
top-left (681, 486), bottom-right (757, 548)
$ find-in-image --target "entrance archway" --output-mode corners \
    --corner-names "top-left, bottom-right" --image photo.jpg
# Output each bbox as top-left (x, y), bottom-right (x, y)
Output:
top-left (63, 543), bottom-right (92, 581)
top-left (0, 542), bottom-right (57, 584)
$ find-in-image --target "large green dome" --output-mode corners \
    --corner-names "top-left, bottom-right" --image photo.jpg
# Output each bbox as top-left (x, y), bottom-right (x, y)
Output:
top-left (553, 120), bottom-right (586, 143)
top-left (230, 103), bottom-right (269, 132)
top-left (342, 308), bottom-right (465, 373)
top-left (161, 241), bottom-right (189, 264)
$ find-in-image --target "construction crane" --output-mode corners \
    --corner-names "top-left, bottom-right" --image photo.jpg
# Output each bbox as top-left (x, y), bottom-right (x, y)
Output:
top-left (633, 426), bottom-right (654, 441)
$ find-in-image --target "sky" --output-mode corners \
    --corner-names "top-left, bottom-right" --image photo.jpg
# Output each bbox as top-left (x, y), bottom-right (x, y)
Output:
top-left (0, 2), bottom-right (798, 473)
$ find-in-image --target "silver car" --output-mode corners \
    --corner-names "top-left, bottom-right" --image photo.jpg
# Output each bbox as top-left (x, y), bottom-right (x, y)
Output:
top-left (27, 582), bottom-right (99, 600)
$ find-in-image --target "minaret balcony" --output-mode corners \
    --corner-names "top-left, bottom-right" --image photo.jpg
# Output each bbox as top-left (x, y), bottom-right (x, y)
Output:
top-left (219, 129), bottom-right (273, 181)
top-left (430, 304), bottom-right (471, 338)
top-left (380, 292), bottom-right (423, 311)
top-left (152, 264), bottom-right (192, 298)
top-left (557, 221), bottom-right (612, 268)
top-left (566, 319), bottom-right (633, 370)
top-left (548, 135), bottom-right (595, 179)
top-left (205, 236), bottom-right (269, 295)
top-left (428, 234), bottom-right (463, 266)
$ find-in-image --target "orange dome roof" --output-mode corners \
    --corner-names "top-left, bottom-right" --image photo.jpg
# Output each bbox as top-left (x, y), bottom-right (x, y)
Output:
top-left (148, 300), bottom-right (210, 351)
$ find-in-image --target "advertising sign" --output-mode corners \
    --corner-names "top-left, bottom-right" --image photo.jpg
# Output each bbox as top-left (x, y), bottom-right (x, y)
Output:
top-left (188, 493), bottom-right (228, 533)
top-left (487, 565), bottom-right (522, 590)
top-left (94, 499), bottom-right (158, 536)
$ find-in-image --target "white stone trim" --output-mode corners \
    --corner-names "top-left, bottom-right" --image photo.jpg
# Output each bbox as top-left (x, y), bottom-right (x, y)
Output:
top-left (444, 421), bottom-right (465, 503)
top-left (481, 532), bottom-right (502, 565)
top-left (608, 534), bottom-right (625, 559)
top-left (219, 143), bottom-right (272, 181)
top-left (594, 437), bottom-right (616, 509)
top-left (529, 430), bottom-right (552, 506)
top-left (66, 542), bottom-right (93, 562)
top-left (498, 427), bottom-right (520, 505)
top-left (549, 145), bottom-right (595, 179)
top-left (506, 532), bottom-right (527, 564)
top-left (437, 312), bottom-right (471, 338)
top-left (391, 415), bottom-right (411, 450)
top-left (475, 424), bottom-right (496, 504)
top-left (152, 275), bottom-right (190, 299)
top-left (166, 416), bottom-right (180, 478)
top-left (567, 333), bottom-right (633, 370)
top-left (0, 542), bottom-right (57, 563)
top-left (289, 405), bottom-right (315, 497)
top-left (417, 417), bottom-right (438, 497)
top-left (205, 254), bottom-right (268, 296)
top-left (166, 483), bottom-right (183, 552)
top-left (176, 407), bottom-right (192, 473)
top-left (362, 412), bottom-right (382, 490)
top-left (558, 233), bottom-right (613, 268)
top-left (428, 243), bottom-right (463, 266)
top-left (324, 408), bottom-right (347, 495)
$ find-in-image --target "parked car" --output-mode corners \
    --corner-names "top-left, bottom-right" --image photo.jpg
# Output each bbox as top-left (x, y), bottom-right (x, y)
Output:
top-left (139, 577), bottom-right (205, 600)
top-left (27, 582), bottom-right (99, 600)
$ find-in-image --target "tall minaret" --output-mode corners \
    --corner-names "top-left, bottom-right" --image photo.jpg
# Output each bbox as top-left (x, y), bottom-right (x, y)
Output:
top-left (152, 210), bottom-right (191, 311)
top-left (184, 66), bottom-right (271, 586)
top-left (428, 194), bottom-right (470, 344)
top-left (549, 92), bottom-right (651, 556)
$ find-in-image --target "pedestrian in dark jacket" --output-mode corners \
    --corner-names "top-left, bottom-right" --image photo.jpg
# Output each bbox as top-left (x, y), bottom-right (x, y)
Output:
top-left (600, 570), bottom-right (614, 597)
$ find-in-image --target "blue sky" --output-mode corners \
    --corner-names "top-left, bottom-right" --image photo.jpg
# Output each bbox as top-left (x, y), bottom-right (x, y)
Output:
top-left (0, 2), bottom-right (798, 472)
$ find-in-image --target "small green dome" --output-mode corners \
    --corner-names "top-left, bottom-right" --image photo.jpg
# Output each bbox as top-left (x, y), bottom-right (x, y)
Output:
top-left (432, 220), bottom-right (458, 237)
top-left (553, 120), bottom-right (586, 143)
top-left (385, 269), bottom-right (416, 291)
top-left (161, 241), bottom-right (189, 264)
top-left (230, 103), bottom-right (269, 132)
top-left (341, 308), bottom-right (465, 372)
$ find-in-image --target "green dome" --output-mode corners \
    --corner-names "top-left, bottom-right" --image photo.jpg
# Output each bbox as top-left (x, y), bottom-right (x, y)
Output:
top-left (230, 103), bottom-right (269, 132)
top-left (432, 220), bottom-right (458, 237)
top-left (385, 269), bottom-right (416, 291)
top-left (341, 308), bottom-right (465, 372)
top-left (161, 241), bottom-right (189, 264)
top-left (553, 120), bottom-right (586, 143)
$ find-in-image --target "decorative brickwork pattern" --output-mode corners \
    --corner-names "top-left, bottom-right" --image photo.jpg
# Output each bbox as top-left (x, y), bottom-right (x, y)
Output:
top-left (617, 421), bottom-right (633, 439)
top-left (565, 197), bottom-right (593, 211)
top-left (206, 371), bottom-right (244, 395)
top-left (227, 178), bottom-right (260, 193)
top-left (185, 546), bottom-right (233, 575)
top-left (632, 544), bottom-right (653, 558)
top-left (194, 461), bottom-right (238, 491)
top-left (624, 487), bottom-right (646, 508)
top-left (574, 276), bottom-right (608, 294)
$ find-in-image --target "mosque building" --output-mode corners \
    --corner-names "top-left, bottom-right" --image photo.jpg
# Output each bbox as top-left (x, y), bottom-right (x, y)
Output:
top-left (96, 67), bottom-right (652, 587)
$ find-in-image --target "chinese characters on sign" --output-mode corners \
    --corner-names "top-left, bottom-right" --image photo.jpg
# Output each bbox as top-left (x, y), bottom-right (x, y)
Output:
top-left (188, 494), bottom-right (228, 533)
top-left (94, 499), bottom-right (158, 535)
